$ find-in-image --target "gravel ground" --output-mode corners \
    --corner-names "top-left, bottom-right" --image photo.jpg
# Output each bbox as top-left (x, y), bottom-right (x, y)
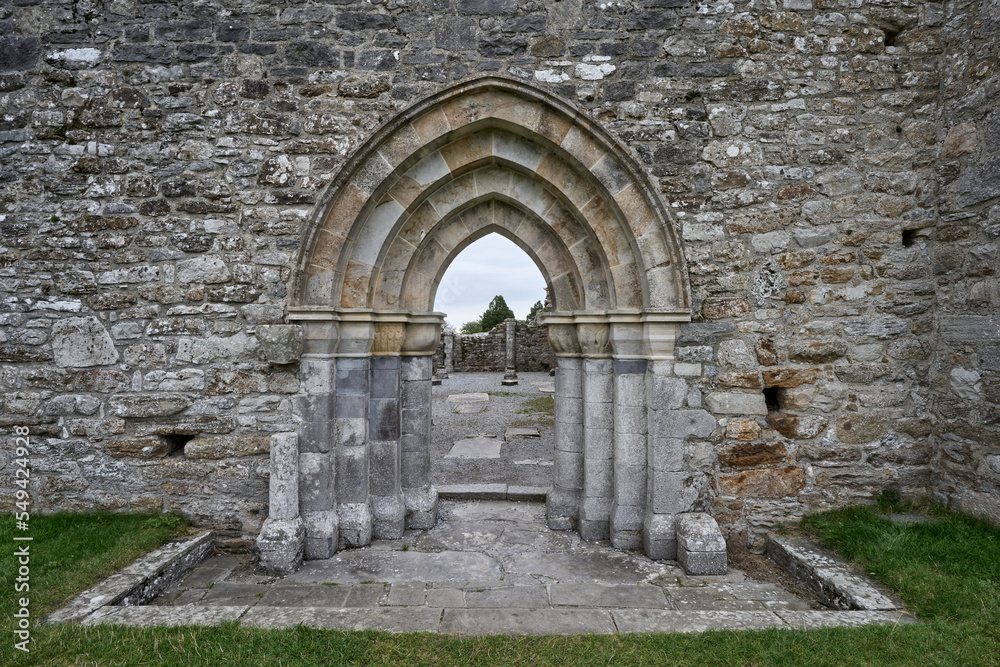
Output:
top-left (431, 372), bottom-right (555, 488)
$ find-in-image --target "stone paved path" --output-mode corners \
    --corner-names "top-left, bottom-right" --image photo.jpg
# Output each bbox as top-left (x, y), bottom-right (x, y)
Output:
top-left (432, 372), bottom-right (555, 489)
top-left (126, 500), bottom-right (916, 634)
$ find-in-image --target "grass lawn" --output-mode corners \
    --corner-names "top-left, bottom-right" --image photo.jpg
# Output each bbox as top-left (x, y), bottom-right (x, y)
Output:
top-left (4, 501), bottom-right (999, 666)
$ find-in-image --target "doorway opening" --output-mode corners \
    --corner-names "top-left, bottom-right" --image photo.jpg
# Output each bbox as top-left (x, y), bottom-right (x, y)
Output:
top-left (431, 233), bottom-right (555, 497)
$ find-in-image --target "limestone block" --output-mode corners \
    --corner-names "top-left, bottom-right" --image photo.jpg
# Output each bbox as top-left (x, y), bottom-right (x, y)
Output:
top-left (706, 392), bottom-right (767, 415)
top-left (256, 325), bottom-right (304, 365)
top-left (716, 466), bottom-right (806, 498)
top-left (51, 316), bottom-right (119, 367)
top-left (109, 393), bottom-right (192, 418)
top-left (766, 412), bottom-right (829, 439)
top-left (643, 512), bottom-right (677, 560)
top-left (656, 409), bottom-right (717, 439)
top-left (269, 432), bottom-right (300, 521)
top-left (339, 502), bottom-right (373, 547)
top-left (303, 509), bottom-right (338, 560)
top-left (103, 436), bottom-right (174, 459)
top-left (298, 451), bottom-right (334, 512)
top-left (677, 513), bottom-right (726, 575)
top-left (717, 339), bottom-right (756, 369)
top-left (404, 485), bottom-right (438, 530)
top-left (256, 517), bottom-right (304, 575)
top-left (185, 435), bottom-right (270, 459)
top-left (176, 255), bottom-right (231, 284)
top-left (371, 493), bottom-right (405, 539)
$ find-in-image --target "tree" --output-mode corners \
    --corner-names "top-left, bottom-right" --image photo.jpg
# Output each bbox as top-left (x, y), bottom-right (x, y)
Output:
top-left (479, 295), bottom-right (515, 332)
top-left (460, 321), bottom-right (483, 334)
top-left (526, 300), bottom-right (543, 323)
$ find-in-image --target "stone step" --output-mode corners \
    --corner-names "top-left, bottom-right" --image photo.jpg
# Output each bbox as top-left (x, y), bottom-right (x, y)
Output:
top-left (437, 484), bottom-right (547, 501)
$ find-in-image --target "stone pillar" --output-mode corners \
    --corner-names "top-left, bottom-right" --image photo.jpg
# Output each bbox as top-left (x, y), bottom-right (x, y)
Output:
top-left (443, 329), bottom-right (454, 375)
top-left (642, 318), bottom-right (694, 560)
top-left (401, 356), bottom-right (437, 528)
top-left (369, 354), bottom-right (405, 539)
top-left (256, 432), bottom-right (305, 574)
top-left (501, 318), bottom-right (518, 386)
top-left (609, 318), bottom-right (647, 550)
top-left (578, 320), bottom-right (614, 541)
top-left (334, 316), bottom-right (375, 547)
top-left (400, 316), bottom-right (440, 529)
top-left (297, 354), bottom-right (338, 560)
top-left (545, 320), bottom-right (583, 530)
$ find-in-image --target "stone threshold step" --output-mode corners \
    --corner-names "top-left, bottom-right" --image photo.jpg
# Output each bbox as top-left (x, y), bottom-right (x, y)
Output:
top-left (83, 605), bottom-right (916, 635)
top-left (767, 536), bottom-right (901, 611)
top-left (437, 484), bottom-right (547, 501)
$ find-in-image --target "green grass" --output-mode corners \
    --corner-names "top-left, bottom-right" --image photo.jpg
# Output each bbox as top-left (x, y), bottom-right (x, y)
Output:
top-left (511, 394), bottom-right (555, 428)
top-left (6, 504), bottom-right (1000, 666)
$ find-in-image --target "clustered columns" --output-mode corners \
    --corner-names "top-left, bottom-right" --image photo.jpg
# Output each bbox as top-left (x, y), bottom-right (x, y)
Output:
top-left (543, 312), bottom-right (686, 558)
top-left (271, 309), bottom-right (442, 567)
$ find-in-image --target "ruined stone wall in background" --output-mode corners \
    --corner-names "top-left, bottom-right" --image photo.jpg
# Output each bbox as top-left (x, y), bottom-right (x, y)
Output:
top-left (929, 0), bottom-right (1000, 527)
top-left (0, 0), bottom-right (996, 549)
top-left (446, 321), bottom-right (554, 373)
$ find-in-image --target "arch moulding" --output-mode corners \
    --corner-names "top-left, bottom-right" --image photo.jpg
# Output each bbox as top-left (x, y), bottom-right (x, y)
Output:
top-left (257, 77), bottom-right (695, 573)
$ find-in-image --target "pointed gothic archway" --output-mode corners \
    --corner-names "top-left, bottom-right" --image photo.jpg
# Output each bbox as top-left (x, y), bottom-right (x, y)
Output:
top-left (270, 77), bottom-right (693, 566)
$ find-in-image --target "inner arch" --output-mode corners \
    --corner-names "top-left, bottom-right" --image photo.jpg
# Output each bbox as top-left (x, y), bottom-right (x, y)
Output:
top-left (433, 232), bottom-right (548, 328)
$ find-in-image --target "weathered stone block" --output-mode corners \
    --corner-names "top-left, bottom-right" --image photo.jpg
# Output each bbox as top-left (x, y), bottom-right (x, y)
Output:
top-left (256, 325), bottom-right (304, 365)
top-left (104, 436), bottom-right (175, 459)
top-left (183, 435), bottom-right (270, 459)
top-left (719, 442), bottom-right (787, 469)
top-left (766, 412), bottom-right (829, 439)
top-left (643, 511), bottom-right (677, 560)
top-left (836, 414), bottom-right (889, 444)
top-left (706, 392), bottom-right (767, 415)
top-left (109, 393), bottom-right (192, 418)
top-left (677, 513), bottom-right (726, 575)
top-left (51, 317), bottom-right (119, 368)
top-left (256, 517), bottom-right (304, 575)
top-left (717, 467), bottom-right (806, 498)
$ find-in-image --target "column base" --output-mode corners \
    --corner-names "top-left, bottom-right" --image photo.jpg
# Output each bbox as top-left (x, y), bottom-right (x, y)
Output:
top-left (610, 503), bottom-right (644, 550)
top-left (643, 511), bottom-right (677, 560)
top-left (579, 497), bottom-right (612, 541)
top-left (404, 485), bottom-right (439, 530)
top-left (256, 517), bottom-right (305, 575)
top-left (545, 486), bottom-right (579, 531)
top-left (338, 502), bottom-right (373, 547)
top-left (371, 493), bottom-right (406, 539)
top-left (303, 509), bottom-right (339, 560)
top-left (501, 368), bottom-right (519, 386)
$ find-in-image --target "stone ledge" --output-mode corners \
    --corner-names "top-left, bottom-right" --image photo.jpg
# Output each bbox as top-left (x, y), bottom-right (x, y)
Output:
top-left (44, 531), bottom-right (214, 625)
top-left (766, 535), bottom-right (900, 611)
top-left (437, 484), bottom-right (547, 501)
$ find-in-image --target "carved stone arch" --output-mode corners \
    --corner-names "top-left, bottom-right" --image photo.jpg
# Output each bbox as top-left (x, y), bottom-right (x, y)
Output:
top-left (264, 77), bottom-right (697, 573)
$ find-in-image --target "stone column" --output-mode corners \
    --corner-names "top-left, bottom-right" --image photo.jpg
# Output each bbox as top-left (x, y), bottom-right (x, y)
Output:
top-left (334, 316), bottom-right (375, 547)
top-left (501, 318), bottom-right (518, 386)
top-left (400, 316), bottom-right (441, 529)
top-left (545, 319), bottom-right (583, 530)
top-left (578, 320), bottom-right (614, 541)
top-left (369, 347), bottom-right (405, 539)
top-left (297, 354), bottom-right (338, 560)
top-left (256, 432), bottom-right (305, 574)
top-left (642, 319), bottom-right (687, 560)
top-left (443, 329), bottom-right (454, 375)
top-left (609, 317), bottom-right (647, 550)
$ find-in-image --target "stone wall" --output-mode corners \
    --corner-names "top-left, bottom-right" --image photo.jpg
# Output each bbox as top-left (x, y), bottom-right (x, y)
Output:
top-left (928, 0), bottom-right (1000, 526)
top-left (0, 0), bottom-right (996, 549)
top-left (437, 321), bottom-right (554, 373)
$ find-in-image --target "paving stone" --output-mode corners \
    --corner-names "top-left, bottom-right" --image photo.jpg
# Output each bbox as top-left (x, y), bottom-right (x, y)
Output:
top-left (446, 392), bottom-right (490, 403)
top-left (440, 608), bottom-right (617, 635)
top-left (666, 588), bottom-right (762, 611)
top-left (549, 584), bottom-right (670, 609)
top-left (446, 436), bottom-right (502, 459)
top-left (197, 582), bottom-right (270, 606)
top-left (257, 583), bottom-right (349, 607)
top-left (343, 583), bottom-right (388, 606)
top-left (465, 586), bottom-right (549, 609)
top-left (426, 588), bottom-right (466, 608)
top-left (83, 605), bottom-right (248, 627)
top-left (775, 610), bottom-right (918, 629)
top-left (505, 427), bottom-right (540, 439)
top-left (286, 550), bottom-right (502, 584)
top-left (453, 402), bottom-right (488, 414)
top-left (386, 582), bottom-right (427, 606)
top-left (241, 606), bottom-right (443, 632)
top-left (612, 610), bottom-right (786, 634)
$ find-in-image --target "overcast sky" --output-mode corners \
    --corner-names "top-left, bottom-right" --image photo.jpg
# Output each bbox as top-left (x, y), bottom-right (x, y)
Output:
top-left (433, 234), bottom-right (548, 329)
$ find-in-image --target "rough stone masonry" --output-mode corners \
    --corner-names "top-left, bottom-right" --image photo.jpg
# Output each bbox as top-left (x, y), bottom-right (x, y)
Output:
top-left (0, 0), bottom-right (997, 565)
